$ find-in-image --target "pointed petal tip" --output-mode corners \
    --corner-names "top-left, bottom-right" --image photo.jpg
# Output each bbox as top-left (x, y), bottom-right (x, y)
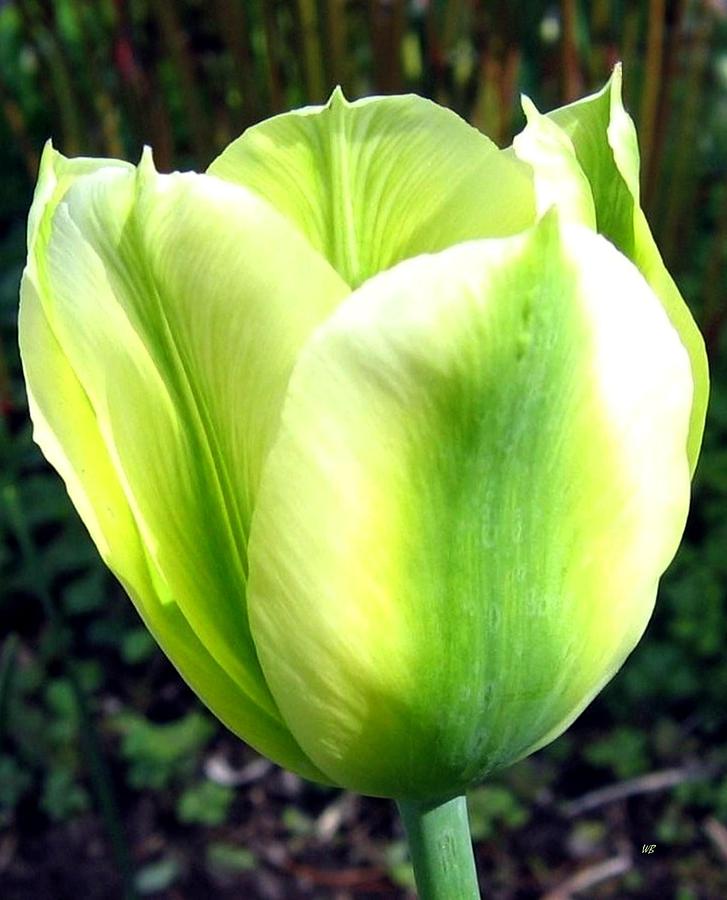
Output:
top-left (138, 145), bottom-right (157, 173)
top-left (327, 84), bottom-right (349, 108)
top-left (38, 139), bottom-right (61, 173)
top-left (136, 146), bottom-right (160, 201)
top-left (609, 61), bottom-right (624, 98)
top-left (519, 94), bottom-right (538, 118)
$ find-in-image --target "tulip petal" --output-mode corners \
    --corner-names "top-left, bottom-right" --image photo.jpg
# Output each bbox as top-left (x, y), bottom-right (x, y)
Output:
top-left (248, 215), bottom-right (692, 799)
top-left (22, 145), bottom-right (348, 780)
top-left (546, 65), bottom-right (708, 472)
top-left (208, 88), bottom-right (535, 287)
top-left (19, 274), bottom-right (329, 783)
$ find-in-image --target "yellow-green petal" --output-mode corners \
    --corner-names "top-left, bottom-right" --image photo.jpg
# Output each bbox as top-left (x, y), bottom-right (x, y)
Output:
top-left (247, 215), bottom-right (692, 800)
top-left (546, 65), bottom-right (708, 473)
top-left (208, 88), bottom-right (535, 287)
top-left (21, 149), bottom-right (348, 780)
top-left (19, 273), bottom-right (328, 782)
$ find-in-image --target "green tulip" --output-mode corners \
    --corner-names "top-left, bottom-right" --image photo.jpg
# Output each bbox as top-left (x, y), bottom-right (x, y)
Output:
top-left (19, 66), bottom-right (706, 897)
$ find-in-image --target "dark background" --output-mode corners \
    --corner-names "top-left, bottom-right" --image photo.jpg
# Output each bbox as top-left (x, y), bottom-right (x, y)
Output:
top-left (1, 1), bottom-right (727, 897)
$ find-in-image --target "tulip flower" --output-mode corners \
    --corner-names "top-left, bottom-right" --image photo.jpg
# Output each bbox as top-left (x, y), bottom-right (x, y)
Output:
top-left (19, 66), bottom-right (706, 898)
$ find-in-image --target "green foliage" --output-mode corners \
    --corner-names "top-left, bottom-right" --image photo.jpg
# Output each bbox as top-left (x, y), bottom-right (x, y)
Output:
top-left (176, 780), bottom-right (234, 826)
top-left (0, 634), bottom-right (19, 744)
top-left (113, 711), bottom-right (215, 790)
top-left (0, 655), bottom-right (91, 825)
top-left (0, 754), bottom-right (32, 821)
top-left (675, 888), bottom-right (699, 900)
top-left (675, 775), bottom-right (727, 820)
top-left (467, 785), bottom-right (530, 841)
top-left (584, 728), bottom-right (650, 779)
top-left (120, 628), bottom-right (157, 665)
top-left (41, 766), bottom-right (90, 821)
top-left (282, 804), bottom-right (315, 837)
top-left (655, 803), bottom-right (696, 846)
top-left (62, 569), bottom-right (109, 615)
top-left (205, 841), bottom-right (256, 876)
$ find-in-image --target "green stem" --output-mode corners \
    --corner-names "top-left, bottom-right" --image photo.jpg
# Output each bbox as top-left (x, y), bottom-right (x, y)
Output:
top-left (397, 795), bottom-right (481, 900)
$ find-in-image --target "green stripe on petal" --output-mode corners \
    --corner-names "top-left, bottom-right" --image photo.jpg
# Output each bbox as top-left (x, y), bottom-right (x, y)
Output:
top-left (247, 215), bottom-right (692, 800)
top-left (208, 88), bottom-right (535, 287)
top-left (546, 65), bottom-right (708, 473)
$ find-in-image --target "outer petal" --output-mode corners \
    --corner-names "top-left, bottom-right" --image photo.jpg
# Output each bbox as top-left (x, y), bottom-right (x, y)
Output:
top-left (208, 88), bottom-right (535, 287)
top-left (19, 276), bottom-right (327, 781)
top-left (247, 215), bottom-right (693, 799)
top-left (21, 145), bottom-right (348, 780)
top-left (546, 65), bottom-right (708, 473)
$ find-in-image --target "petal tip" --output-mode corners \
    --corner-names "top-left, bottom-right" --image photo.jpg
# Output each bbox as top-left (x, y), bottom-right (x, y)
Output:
top-left (519, 94), bottom-right (538, 119)
top-left (138, 145), bottom-right (157, 174)
top-left (327, 84), bottom-right (349, 109)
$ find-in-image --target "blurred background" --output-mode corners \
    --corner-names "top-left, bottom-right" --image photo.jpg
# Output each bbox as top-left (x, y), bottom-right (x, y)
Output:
top-left (1, 1), bottom-right (727, 898)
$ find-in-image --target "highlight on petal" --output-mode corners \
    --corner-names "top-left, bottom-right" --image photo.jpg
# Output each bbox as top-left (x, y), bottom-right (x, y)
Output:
top-left (546, 64), bottom-right (707, 472)
top-left (247, 213), bottom-right (693, 799)
top-left (20, 147), bottom-right (349, 781)
top-left (208, 88), bottom-right (535, 287)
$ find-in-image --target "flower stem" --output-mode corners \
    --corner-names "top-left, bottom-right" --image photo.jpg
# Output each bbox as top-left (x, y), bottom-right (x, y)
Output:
top-left (397, 795), bottom-right (481, 900)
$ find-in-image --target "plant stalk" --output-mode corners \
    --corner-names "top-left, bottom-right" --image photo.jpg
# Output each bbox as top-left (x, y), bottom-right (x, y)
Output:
top-left (397, 795), bottom-right (480, 900)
